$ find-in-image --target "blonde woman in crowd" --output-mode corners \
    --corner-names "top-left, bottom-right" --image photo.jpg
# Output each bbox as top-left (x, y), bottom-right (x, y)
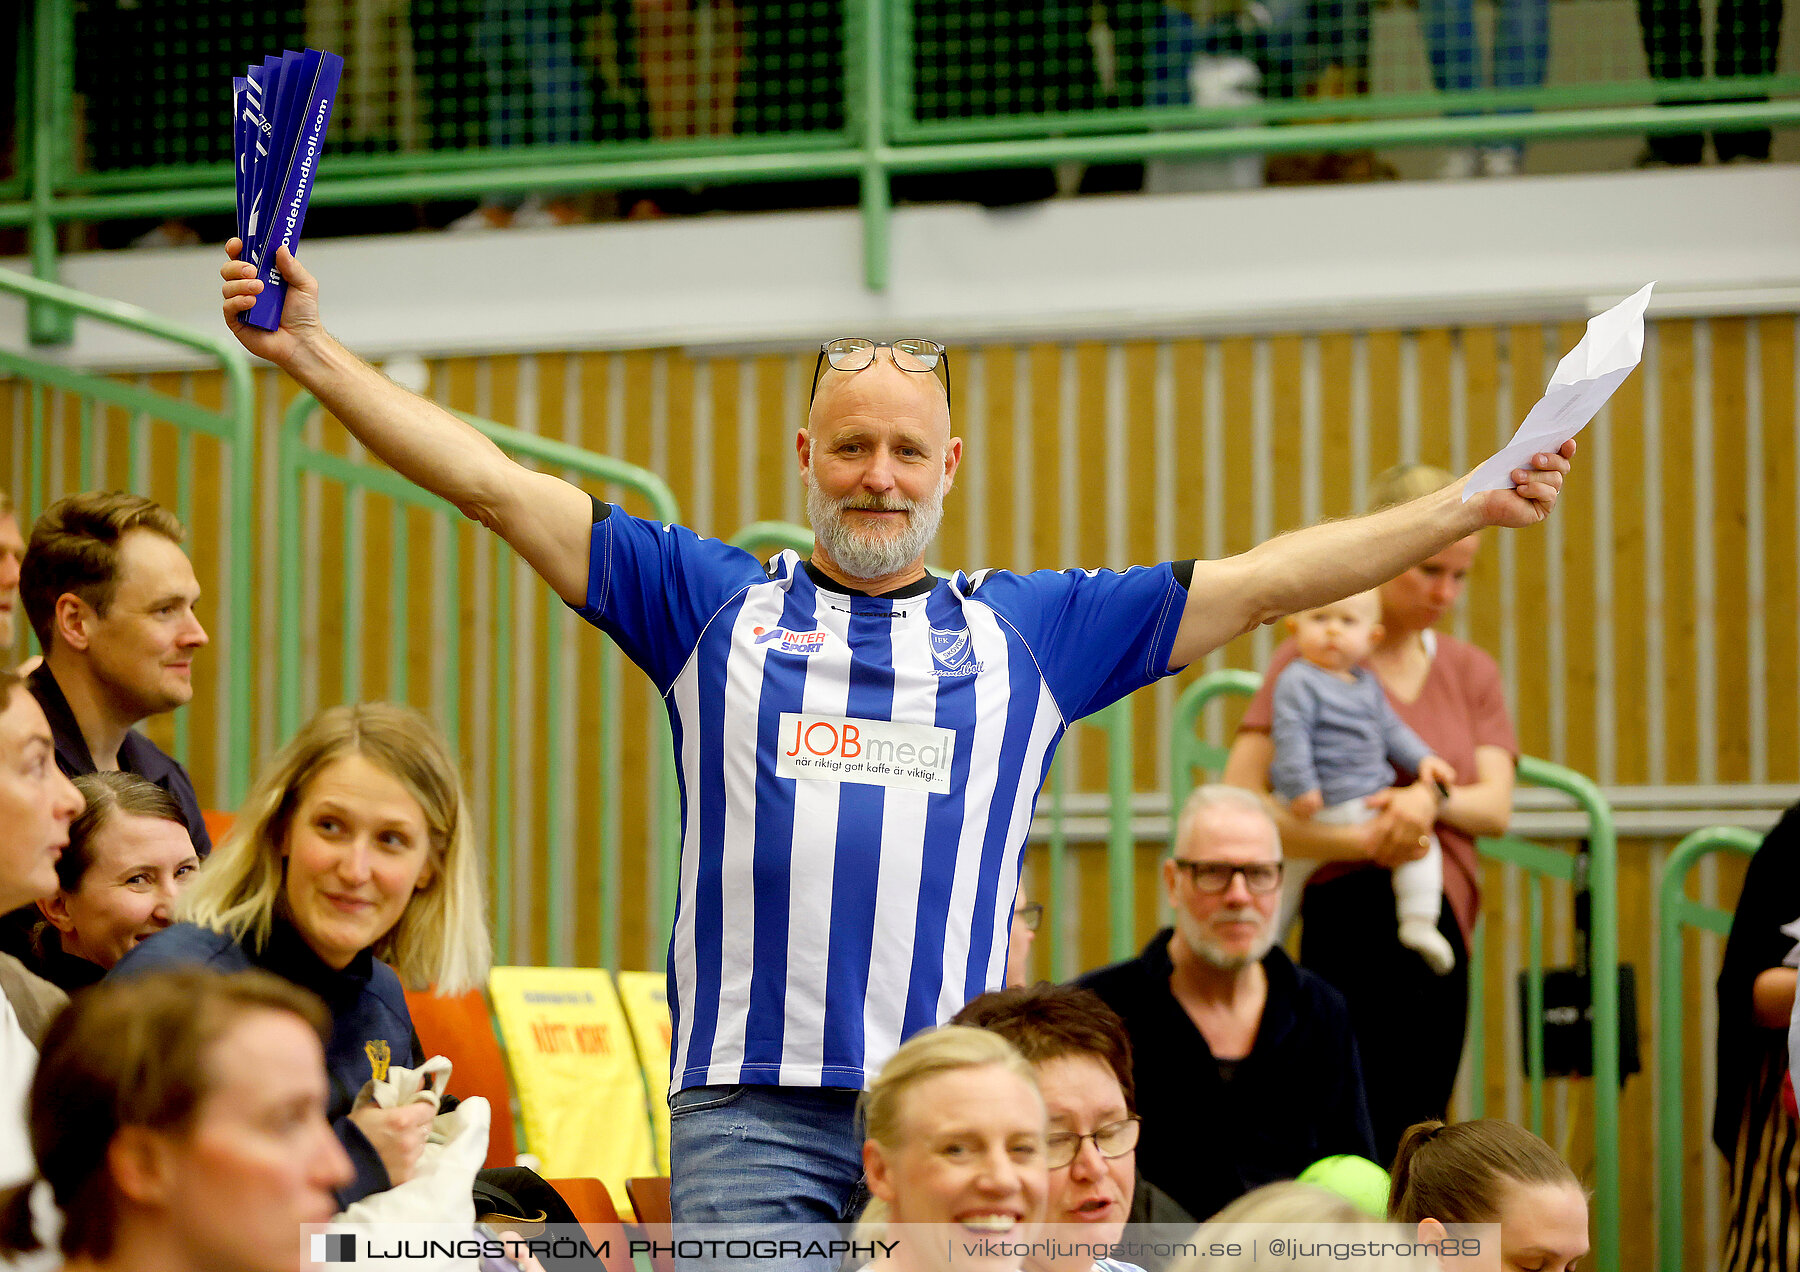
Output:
top-left (859, 1024), bottom-right (1050, 1272)
top-left (0, 968), bottom-right (352, 1272)
top-left (113, 701), bottom-right (490, 1207)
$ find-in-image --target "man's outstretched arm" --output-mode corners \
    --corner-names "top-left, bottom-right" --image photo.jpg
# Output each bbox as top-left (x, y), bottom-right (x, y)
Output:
top-left (1166, 446), bottom-right (1574, 670)
top-left (221, 242), bottom-right (593, 606)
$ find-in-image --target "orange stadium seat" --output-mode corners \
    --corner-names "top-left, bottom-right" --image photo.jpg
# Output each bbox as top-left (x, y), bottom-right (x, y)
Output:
top-left (546, 1177), bottom-right (636, 1272)
top-left (402, 987), bottom-right (520, 1169)
top-left (200, 809), bottom-right (235, 843)
top-left (626, 1177), bottom-right (675, 1272)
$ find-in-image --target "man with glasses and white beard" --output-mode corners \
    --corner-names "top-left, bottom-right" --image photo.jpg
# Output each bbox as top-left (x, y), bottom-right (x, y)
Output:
top-left (1078, 785), bottom-right (1376, 1221)
top-left (219, 241), bottom-right (1575, 1234)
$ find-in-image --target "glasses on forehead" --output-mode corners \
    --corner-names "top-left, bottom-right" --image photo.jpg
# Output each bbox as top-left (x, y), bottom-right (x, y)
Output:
top-left (1044, 1117), bottom-right (1141, 1170)
top-left (809, 338), bottom-right (951, 410)
top-left (1172, 860), bottom-right (1284, 895)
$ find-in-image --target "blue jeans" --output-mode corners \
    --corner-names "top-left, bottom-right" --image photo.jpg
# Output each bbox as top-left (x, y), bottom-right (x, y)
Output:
top-left (668, 1084), bottom-right (864, 1256)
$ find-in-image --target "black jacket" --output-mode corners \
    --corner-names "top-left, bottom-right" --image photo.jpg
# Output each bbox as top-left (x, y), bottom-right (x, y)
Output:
top-left (27, 663), bottom-right (212, 857)
top-left (1077, 929), bottom-right (1377, 1221)
top-left (1714, 802), bottom-right (1800, 1157)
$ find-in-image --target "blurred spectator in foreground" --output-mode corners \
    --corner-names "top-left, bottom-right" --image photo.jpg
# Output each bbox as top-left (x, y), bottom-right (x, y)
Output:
top-left (0, 969), bottom-right (352, 1272)
top-left (1388, 1118), bottom-right (1588, 1271)
top-left (0, 667), bottom-right (85, 1188)
top-left (1637, 0), bottom-right (1784, 164)
top-left (1715, 800), bottom-right (1800, 1270)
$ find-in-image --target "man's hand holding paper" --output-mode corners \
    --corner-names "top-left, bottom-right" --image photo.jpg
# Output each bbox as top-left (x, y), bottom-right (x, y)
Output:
top-left (1464, 282), bottom-right (1655, 507)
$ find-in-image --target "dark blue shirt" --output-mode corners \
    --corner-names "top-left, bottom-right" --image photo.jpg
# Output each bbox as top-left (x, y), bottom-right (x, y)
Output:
top-left (1077, 929), bottom-right (1377, 1220)
top-left (112, 915), bottom-right (420, 1206)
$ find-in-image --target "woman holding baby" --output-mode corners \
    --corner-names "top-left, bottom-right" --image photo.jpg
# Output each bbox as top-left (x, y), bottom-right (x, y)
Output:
top-left (1223, 463), bottom-right (1519, 1162)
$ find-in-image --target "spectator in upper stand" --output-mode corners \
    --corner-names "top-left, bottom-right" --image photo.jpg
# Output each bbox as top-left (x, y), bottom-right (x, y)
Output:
top-left (26, 771), bottom-right (200, 992)
top-left (113, 701), bottom-right (490, 1209)
top-left (1387, 1119), bottom-right (1588, 1272)
top-left (1007, 881), bottom-right (1042, 989)
top-left (0, 492), bottom-right (24, 667)
top-left (0, 668), bottom-right (87, 1190)
top-left (1637, 0), bottom-right (1784, 165)
top-left (1077, 784), bottom-right (1375, 1221)
top-left (0, 968), bottom-right (352, 1272)
top-left (16, 492), bottom-right (211, 859)
top-left (1715, 800), bottom-right (1800, 1271)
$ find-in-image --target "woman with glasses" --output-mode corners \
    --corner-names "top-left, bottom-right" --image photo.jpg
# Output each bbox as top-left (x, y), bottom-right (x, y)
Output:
top-left (1076, 784), bottom-right (1376, 1223)
top-left (954, 984), bottom-right (1160, 1272)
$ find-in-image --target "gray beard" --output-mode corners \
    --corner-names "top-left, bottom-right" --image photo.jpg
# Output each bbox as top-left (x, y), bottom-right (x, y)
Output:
top-left (806, 474), bottom-right (945, 581)
top-left (1174, 905), bottom-right (1276, 973)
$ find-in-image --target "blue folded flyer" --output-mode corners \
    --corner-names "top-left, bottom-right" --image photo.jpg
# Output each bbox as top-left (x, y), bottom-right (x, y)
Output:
top-left (233, 47), bottom-right (342, 331)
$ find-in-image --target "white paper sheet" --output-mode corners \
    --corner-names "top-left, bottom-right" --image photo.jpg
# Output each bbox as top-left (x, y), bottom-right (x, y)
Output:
top-left (1463, 282), bottom-right (1655, 500)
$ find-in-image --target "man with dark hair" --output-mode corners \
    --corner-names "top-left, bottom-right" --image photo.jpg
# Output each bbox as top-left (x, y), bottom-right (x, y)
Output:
top-left (16, 492), bottom-right (211, 858)
top-left (1078, 784), bottom-right (1375, 1220)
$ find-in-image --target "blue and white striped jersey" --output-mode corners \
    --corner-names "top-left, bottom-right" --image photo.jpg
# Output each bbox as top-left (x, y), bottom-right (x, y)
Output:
top-left (576, 506), bottom-right (1189, 1094)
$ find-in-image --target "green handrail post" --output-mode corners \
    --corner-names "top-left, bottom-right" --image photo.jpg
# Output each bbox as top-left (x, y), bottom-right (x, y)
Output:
top-left (0, 267), bottom-right (257, 805)
top-left (855, 0), bottom-right (892, 291)
top-left (1169, 668), bottom-right (1264, 837)
top-left (1515, 752), bottom-right (1621, 1269)
top-left (27, 0), bottom-right (74, 344)
top-left (1102, 697), bottom-right (1136, 961)
top-left (279, 390), bottom-right (683, 965)
top-left (1655, 826), bottom-right (1760, 1272)
top-left (1172, 669), bottom-right (1621, 1272)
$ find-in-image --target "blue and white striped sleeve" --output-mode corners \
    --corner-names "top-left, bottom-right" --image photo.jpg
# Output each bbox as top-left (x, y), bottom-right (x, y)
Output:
top-left (571, 500), bottom-right (767, 691)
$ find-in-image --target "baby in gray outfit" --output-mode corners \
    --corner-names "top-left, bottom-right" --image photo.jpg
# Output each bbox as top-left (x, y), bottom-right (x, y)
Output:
top-left (1270, 590), bottom-right (1458, 974)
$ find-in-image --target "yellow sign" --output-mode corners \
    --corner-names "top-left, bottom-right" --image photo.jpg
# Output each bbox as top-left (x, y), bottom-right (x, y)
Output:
top-left (488, 967), bottom-right (658, 1206)
top-left (615, 970), bottom-right (673, 1173)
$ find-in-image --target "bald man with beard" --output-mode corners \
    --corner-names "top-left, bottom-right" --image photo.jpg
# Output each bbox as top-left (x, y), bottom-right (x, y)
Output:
top-left (220, 241), bottom-right (1576, 1235)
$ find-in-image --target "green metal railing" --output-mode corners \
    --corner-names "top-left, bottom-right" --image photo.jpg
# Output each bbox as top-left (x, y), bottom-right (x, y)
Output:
top-left (1039, 699), bottom-right (1140, 976)
top-left (727, 521), bottom-right (813, 558)
top-left (278, 391), bottom-right (681, 971)
top-left (1172, 668), bottom-right (1621, 1272)
top-left (10, 0), bottom-right (1800, 302)
top-left (1655, 825), bottom-right (1760, 1272)
top-left (0, 267), bottom-right (257, 803)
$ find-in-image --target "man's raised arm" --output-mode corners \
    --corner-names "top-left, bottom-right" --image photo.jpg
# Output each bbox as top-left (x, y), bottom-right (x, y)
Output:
top-left (221, 243), bottom-right (594, 606)
top-left (1166, 444), bottom-right (1575, 670)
